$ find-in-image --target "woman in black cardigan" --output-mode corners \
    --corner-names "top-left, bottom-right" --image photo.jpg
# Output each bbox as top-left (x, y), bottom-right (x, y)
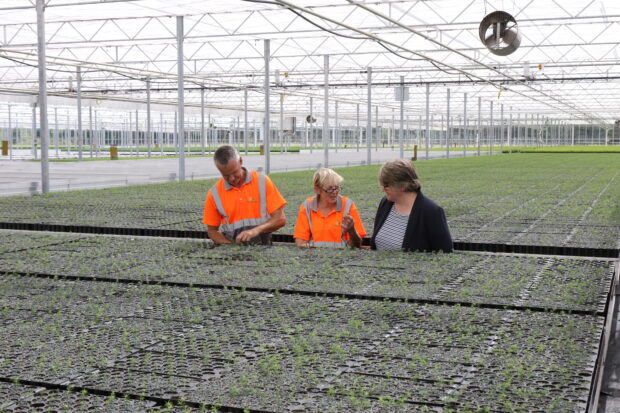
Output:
top-left (370, 159), bottom-right (453, 253)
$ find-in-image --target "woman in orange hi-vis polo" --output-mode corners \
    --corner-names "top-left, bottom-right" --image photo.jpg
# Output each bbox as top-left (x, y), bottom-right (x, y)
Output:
top-left (294, 168), bottom-right (366, 248)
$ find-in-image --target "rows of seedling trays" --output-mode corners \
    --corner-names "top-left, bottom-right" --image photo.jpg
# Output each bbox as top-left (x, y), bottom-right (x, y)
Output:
top-left (0, 230), bottom-right (618, 412)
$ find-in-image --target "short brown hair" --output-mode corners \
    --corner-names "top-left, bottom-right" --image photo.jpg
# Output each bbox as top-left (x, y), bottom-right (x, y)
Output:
top-left (379, 159), bottom-right (421, 192)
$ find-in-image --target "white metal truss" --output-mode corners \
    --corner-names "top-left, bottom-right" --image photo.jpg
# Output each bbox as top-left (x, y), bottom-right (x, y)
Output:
top-left (0, 0), bottom-right (617, 126)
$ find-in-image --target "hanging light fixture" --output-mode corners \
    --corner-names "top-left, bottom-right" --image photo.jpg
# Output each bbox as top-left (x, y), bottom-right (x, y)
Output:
top-left (479, 11), bottom-right (521, 56)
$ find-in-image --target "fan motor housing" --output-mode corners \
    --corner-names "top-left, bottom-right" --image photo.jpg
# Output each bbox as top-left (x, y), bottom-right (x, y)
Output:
top-left (479, 11), bottom-right (521, 56)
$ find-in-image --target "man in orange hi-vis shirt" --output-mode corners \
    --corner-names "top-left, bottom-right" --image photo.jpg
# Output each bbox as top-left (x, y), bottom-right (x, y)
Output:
top-left (203, 145), bottom-right (286, 244)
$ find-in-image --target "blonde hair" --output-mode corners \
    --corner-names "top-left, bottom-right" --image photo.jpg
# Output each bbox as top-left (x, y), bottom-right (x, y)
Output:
top-left (313, 168), bottom-right (343, 189)
top-left (379, 159), bottom-right (421, 192)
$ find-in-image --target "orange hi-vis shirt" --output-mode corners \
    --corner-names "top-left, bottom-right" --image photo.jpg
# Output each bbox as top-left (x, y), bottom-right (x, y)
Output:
top-left (203, 169), bottom-right (286, 241)
top-left (293, 195), bottom-right (366, 247)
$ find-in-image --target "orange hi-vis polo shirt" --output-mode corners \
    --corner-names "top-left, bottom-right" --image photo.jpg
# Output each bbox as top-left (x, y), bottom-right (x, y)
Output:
top-left (203, 169), bottom-right (286, 241)
top-left (293, 195), bottom-right (366, 247)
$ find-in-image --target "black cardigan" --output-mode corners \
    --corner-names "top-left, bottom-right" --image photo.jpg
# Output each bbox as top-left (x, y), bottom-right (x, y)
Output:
top-left (370, 192), bottom-right (453, 252)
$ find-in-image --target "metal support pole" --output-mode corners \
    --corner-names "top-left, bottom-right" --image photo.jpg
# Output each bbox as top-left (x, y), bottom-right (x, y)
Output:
top-left (36, 0), bottom-right (50, 192)
top-left (399, 76), bottom-right (404, 158)
top-left (94, 109), bottom-right (99, 157)
top-left (309, 97), bottom-right (313, 154)
top-left (323, 54), bottom-right (329, 168)
top-left (160, 113), bottom-right (164, 156)
top-left (417, 114), bottom-right (422, 148)
top-left (356, 103), bottom-right (360, 152)
top-left (489, 101), bottom-right (494, 154)
top-left (76, 66), bottom-right (82, 161)
top-left (375, 106), bottom-right (379, 151)
top-left (8, 105), bottom-right (12, 160)
top-left (509, 109), bottom-right (513, 153)
top-left (366, 67), bottom-right (372, 164)
top-left (147, 78), bottom-right (151, 158)
top-left (446, 88), bottom-right (450, 159)
top-left (463, 93), bottom-right (467, 157)
top-left (477, 97), bottom-right (481, 156)
top-left (177, 16), bottom-right (185, 181)
top-left (335, 100), bottom-right (339, 153)
top-left (244, 89), bottom-right (248, 156)
top-left (54, 107), bottom-right (59, 158)
top-left (280, 94), bottom-right (284, 154)
top-left (264, 39), bottom-right (271, 174)
top-left (200, 87), bottom-right (205, 155)
top-left (135, 110), bottom-right (139, 156)
top-left (500, 104), bottom-right (504, 153)
top-left (89, 105), bottom-right (93, 158)
top-left (571, 123), bottom-right (575, 146)
top-left (425, 83), bottom-right (430, 159)
top-left (32, 104), bottom-right (38, 160)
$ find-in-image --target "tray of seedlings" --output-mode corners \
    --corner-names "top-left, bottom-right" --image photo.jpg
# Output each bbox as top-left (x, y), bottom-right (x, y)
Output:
top-left (0, 272), bottom-right (610, 412)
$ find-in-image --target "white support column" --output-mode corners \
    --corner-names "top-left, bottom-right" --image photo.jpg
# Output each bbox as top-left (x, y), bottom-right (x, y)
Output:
top-left (323, 54), bottom-right (329, 168)
top-left (477, 97), bottom-right (481, 156)
top-left (147, 78), bottom-right (152, 158)
top-left (89, 105), bottom-right (93, 158)
top-left (244, 89), bottom-right (248, 156)
top-left (425, 83), bottom-right (430, 160)
top-left (375, 106), bottom-right (379, 152)
top-left (500, 104), bottom-right (504, 153)
top-left (309, 97), bottom-right (313, 154)
top-left (77, 66), bottom-right (83, 161)
top-left (399, 76), bottom-right (404, 158)
top-left (36, 0), bottom-right (49, 191)
top-left (366, 67), bottom-right (372, 164)
top-left (200, 87), bottom-right (205, 156)
top-left (32, 104), bottom-right (38, 160)
top-left (8, 105), bottom-right (12, 160)
top-left (463, 93), bottom-right (467, 156)
top-left (94, 109), bottom-right (99, 157)
top-left (177, 16), bottom-right (185, 181)
top-left (279, 94), bottom-right (284, 154)
top-left (417, 114), bottom-right (422, 148)
top-left (54, 107), bottom-right (59, 158)
top-left (334, 100), bottom-right (339, 153)
top-left (489, 101), bottom-right (494, 154)
top-left (135, 110), bottom-right (139, 156)
top-left (508, 108), bottom-right (513, 153)
top-left (264, 39), bottom-right (271, 173)
top-left (356, 102), bottom-right (360, 152)
top-left (446, 88), bottom-right (450, 159)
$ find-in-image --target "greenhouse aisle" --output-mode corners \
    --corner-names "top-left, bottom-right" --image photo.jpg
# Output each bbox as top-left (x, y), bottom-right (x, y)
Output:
top-left (0, 148), bottom-right (470, 196)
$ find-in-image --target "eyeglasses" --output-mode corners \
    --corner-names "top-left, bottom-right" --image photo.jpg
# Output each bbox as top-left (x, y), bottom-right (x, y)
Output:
top-left (322, 185), bottom-right (342, 193)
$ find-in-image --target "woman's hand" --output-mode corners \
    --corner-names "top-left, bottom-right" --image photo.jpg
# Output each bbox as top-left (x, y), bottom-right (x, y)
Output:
top-left (342, 215), bottom-right (355, 234)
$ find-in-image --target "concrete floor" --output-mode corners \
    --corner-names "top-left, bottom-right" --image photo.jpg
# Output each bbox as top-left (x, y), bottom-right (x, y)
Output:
top-left (0, 148), bottom-right (463, 195)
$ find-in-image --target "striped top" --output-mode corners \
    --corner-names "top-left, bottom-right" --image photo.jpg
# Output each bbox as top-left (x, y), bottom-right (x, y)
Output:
top-left (374, 205), bottom-right (409, 250)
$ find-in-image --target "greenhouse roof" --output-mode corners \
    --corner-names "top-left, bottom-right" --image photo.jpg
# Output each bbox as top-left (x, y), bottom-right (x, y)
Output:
top-left (0, 0), bottom-right (619, 124)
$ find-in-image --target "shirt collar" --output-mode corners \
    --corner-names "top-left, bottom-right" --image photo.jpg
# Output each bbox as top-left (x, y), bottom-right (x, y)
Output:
top-left (223, 167), bottom-right (251, 190)
top-left (311, 195), bottom-right (342, 212)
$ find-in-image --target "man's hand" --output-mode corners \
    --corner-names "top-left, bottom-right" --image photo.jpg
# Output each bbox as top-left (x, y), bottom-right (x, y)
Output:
top-left (236, 227), bottom-right (260, 243)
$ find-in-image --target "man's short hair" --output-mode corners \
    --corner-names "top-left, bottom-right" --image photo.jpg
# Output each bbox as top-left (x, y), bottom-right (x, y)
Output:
top-left (214, 145), bottom-right (240, 166)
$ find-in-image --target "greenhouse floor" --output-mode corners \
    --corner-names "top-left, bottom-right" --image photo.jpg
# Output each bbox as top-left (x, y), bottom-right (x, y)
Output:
top-left (0, 148), bottom-right (467, 196)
